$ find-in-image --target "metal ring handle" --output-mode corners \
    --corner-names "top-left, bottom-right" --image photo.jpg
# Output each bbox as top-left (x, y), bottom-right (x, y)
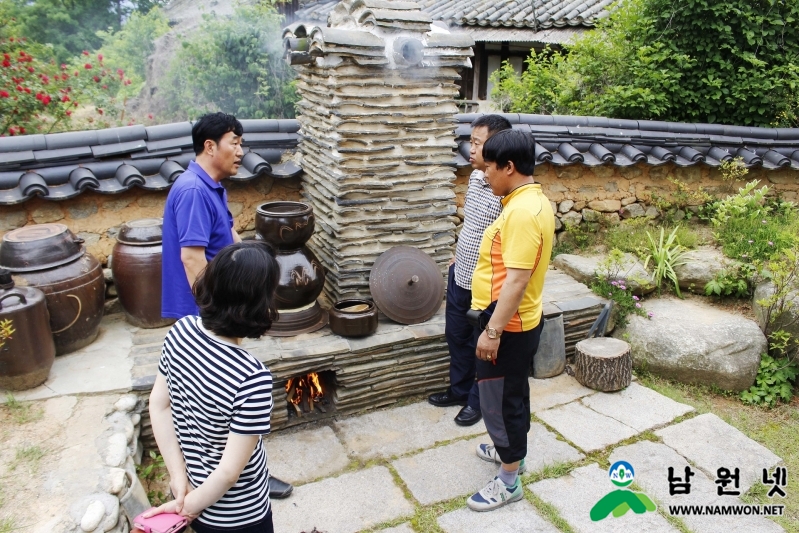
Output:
top-left (0, 292), bottom-right (26, 309)
top-left (51, 294), bottom-right (82, 334)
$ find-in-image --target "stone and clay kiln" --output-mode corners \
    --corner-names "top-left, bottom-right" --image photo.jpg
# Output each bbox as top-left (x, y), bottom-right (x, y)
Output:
top-left (284, 0), bottom-right (474, 302)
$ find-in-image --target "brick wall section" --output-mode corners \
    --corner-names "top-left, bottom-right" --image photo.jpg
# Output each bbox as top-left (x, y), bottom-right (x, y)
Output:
top-left (0, 175), bottom-right (303, 265)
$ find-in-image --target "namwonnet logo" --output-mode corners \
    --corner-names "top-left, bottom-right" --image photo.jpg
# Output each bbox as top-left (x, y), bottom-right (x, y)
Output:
top-left (590, 461), bottom-right (657, 521)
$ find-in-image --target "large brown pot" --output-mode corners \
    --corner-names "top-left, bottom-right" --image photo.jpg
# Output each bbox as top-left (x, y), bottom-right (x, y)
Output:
top-left (0, 270), bottom-right (55, 390)
top-left (112, 218), bottom-right (174, 329)
top-left (255, 201), bottom-right (328, 336)
top-left (0, 224), bottom-right (105, 355)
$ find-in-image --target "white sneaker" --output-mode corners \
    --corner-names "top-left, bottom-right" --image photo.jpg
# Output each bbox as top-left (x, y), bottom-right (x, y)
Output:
top-left (466, 476), bottom-right (524, 512)
top-left (475, 444), bottom-right (527, 473)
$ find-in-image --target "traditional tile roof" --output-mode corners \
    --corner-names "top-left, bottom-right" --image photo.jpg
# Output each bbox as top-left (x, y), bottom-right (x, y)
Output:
top-left (454, 113), bottom-right (799, 170)
top-left (294, 0), bottom-right (611, 30)
top-left (0, 120), bottom-right (303, 206)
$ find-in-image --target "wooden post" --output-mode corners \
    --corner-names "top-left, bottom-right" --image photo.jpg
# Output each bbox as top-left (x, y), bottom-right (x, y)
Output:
top-left (573, 338), bottom-right (632, 392)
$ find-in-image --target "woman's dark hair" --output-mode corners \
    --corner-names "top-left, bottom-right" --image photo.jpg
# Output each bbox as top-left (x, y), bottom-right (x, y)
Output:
top-left (482, 129), bottom-right (536, 176)
top-left (192, 112), bottom-right (244, 155)
top-left (193, 241), bottom-right (280, 339)
top-left (471, 114), bottom-right (512, 136)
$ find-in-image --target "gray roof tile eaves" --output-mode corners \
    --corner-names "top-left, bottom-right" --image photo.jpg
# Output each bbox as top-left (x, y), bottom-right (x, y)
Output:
top-left (0, 119), bottom-right (303, 206)
top-left (455, 113), bottom-right (799, 171)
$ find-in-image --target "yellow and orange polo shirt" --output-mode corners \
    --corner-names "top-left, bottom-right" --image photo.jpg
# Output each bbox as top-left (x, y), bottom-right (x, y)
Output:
top-left (470, 183), bottom-right (555, 332)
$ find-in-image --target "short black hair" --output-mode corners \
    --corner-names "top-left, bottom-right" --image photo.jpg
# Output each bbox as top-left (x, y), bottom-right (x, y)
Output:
top-left (192, 112), bottom-right (244, 155)
top-left (471, 114), bottom-right (512, 136)
top-left (193, 241), bottom-right (280, 339)
top-left (482, 129), bottom-right (536, 176)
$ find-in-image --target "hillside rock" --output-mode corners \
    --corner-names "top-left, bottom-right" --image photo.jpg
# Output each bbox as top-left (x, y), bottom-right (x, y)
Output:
top-left (552, 253), bottom-right (655, 295)
top-left (615, 298), bottom-right (764, 391)
top-left (674, 247), bottom-right (740, 292)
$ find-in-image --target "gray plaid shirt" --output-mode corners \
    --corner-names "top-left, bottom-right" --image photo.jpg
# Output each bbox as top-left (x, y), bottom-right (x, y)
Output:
top-left (454, 169), bottom-right (503, 290)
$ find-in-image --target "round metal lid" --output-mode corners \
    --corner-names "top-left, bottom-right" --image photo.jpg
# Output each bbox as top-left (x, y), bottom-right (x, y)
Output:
top-left (0, 224), bottom-right (85, 272)
top-left (117, 218), bottom-right (163, 245)
top-left (369, 246), bottom-right (444, 325)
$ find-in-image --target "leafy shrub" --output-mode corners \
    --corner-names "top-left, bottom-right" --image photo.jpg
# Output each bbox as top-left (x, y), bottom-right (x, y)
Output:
top-left (491, 0), bottom-right (799, 127)
top-left (704, 263), bottom-right (757, 299)
top-left (740, 354), bottom-right (799, 408)
top-left (162, 1), bottom-right (296, 120)
top-left (643, 226), bottom-right (690, 297)
top-left (590, 249), bottom-right (650, 328)
top-left (1, 36), bottom-right (127, 135)
top-left (741, 248), bottom-right (799, 406)
top-left (710, 180), bottom-right (799, 262)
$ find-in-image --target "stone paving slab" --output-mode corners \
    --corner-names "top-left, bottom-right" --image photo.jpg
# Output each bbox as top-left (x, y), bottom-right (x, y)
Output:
top-left (437, 500), bottom-right (560, 533)
top-left (529, 373), bottom-right (596, 413)
top-left (271, 466), bottom-right (414, 533)
top-left (580, 382), bottom-right (694, 432)
top-left (392, 423), bottom-right (583, 505)
top-left (537, 402), bottom-right (638, 452)
top-left (335, 402), bottom-right (486, 460)
top-left (1, 315), bottom-right (134, 401)
top-left (392, 435), bottom-right (498, 505)
top-left (529, 464), bottom-right (680, 533)
top-left (609, 441), bottom-right (785, 533)
top-left (655, 413), bottom-right (782, 493)
top-left (265, 425), bottom-right (350, 485)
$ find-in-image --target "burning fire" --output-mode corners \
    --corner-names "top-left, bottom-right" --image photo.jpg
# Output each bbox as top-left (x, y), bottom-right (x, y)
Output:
top-left (285, 372), bottom-right (326, 416)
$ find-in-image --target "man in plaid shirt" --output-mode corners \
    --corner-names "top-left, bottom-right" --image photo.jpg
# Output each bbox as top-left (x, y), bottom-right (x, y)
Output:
top-left (428, 115), bottom-right (512, 426)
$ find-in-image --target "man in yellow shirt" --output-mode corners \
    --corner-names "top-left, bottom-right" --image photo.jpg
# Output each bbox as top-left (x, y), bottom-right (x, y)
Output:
top-left (466, 129), bottom-right (554, 512)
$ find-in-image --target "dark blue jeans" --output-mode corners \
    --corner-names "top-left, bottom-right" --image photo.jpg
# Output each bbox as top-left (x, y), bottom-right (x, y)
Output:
top-left (445, 263), bottom-right (480, 409)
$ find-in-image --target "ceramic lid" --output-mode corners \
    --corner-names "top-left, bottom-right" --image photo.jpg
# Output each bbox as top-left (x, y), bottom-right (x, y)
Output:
top-left (369, 246), bottom-right (444, 325)
top-left (117, 218), bottom-right (163, 245)
top-left (0, 223), bottom-right (85, 272)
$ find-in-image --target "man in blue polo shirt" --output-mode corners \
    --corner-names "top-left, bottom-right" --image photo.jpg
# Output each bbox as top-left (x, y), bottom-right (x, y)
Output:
top-left (161, 112), bottom-right (243, 319)
top-left (160, 112), bottom-right (294, 499)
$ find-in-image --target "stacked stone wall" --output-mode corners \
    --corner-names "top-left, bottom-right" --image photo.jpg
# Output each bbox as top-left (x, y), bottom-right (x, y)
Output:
top-left (0, 175), bottom-right (302, 266)
top-left (454, 163), bottom-right (799, 229)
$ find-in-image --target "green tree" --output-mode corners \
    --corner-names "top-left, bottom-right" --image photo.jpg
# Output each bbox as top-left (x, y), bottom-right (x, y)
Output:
top-left (492, 0), bottom-right (799, 127)
top-left (1, 0), bottom-right (120, 63)
top-left (162, 0), bottom-right (297, 120)
top-left (97, 7), bottom-right (170, 98)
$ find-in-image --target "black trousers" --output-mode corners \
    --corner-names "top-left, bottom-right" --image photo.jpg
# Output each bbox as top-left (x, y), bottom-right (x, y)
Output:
top-left (445, 263), bottom-right (480, 409)
top-left (190, 511), bottom-right (274, 533)
top-left (476, 318), bottom-right (543, 464)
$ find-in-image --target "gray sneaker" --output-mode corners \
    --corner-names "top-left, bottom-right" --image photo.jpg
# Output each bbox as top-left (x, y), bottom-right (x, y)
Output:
top-left (475, 443), bottom-right (526, 473)
top-left (466, 476), bottom-right (524, 512)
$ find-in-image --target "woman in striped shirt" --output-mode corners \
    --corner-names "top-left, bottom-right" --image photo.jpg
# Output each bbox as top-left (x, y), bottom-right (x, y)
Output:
top-left (146, 241), bottom-right (280, 532)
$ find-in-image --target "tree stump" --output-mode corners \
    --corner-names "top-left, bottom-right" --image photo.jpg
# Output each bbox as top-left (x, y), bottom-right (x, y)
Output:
top-left (573, 337), bottom-right (632, 392)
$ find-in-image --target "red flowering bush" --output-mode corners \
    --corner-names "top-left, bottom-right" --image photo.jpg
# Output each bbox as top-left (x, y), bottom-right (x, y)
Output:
top-left (0, 36), bottom-right (132, 136)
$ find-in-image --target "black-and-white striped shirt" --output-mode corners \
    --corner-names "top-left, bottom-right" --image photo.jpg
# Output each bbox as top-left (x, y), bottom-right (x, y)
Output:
top-left (158, 316), bottom-right (272, 529)
top-left (454, 169), bottom-right (503, 290)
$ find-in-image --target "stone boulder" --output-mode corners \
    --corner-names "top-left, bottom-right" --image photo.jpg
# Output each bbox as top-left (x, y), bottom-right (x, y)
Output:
top-left (673, 247), bottom-right (740, 292)
top-left (560, 211), bottom-right (582, 227)
top-left (588, 199), bottom-right (621, 212)
top-left (552, 253), bottom-right (655, 295)
top-left (614, 298), bottom-right (765, 391)
top-left (620, 203), bottom-right (646, 219)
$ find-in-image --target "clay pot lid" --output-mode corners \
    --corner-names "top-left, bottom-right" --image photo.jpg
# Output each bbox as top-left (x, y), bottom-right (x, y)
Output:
top-left (369, 246), bottom-right (444, 325)
top-left (0, 223), bottom-right (85, 272)
top-left (117, 218), bottom-right (163, 245)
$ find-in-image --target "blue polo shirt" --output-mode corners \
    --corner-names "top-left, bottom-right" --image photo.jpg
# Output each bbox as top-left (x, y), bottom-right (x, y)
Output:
top-left (161, 161), bottom-right (234, 319)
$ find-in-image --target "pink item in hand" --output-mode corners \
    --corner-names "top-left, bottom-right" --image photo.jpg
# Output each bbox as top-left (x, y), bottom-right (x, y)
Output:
top-left (133, 509), bottom-right (187, 533)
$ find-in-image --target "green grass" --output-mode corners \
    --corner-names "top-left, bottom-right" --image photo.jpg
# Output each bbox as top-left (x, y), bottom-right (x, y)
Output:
top-left (526, 491), bottom-right (576, 533)
top-left (10, 445), bottom-right (45, 472)
top-left (636, 372), bottom-right (799, 533)
top-left (0, 517), bottom-right (15, 533)
top-left (605, 219), bottom-right (702, 258)
top-left (2, 393), bottom-right (43, 425)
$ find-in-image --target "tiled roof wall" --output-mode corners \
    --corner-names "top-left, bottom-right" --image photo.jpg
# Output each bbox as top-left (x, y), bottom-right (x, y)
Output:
top-left (0, 120), bottom-right (303, 206)
top-left (295, 0), bottom-right (611, 29)
top-left (454, 114), bottom-right (799, 170)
